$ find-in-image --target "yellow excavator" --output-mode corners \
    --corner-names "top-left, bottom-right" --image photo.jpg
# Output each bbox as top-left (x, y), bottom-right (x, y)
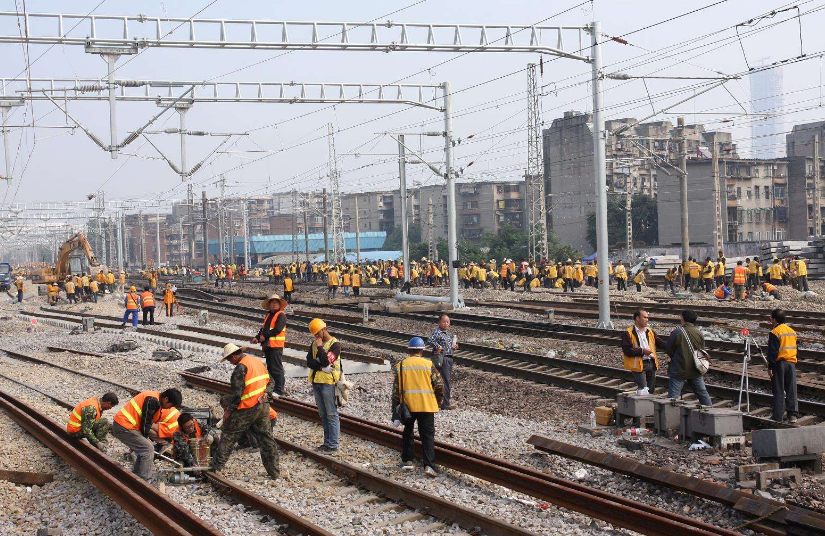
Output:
top-left (32, 232), bottom-right (104, 284)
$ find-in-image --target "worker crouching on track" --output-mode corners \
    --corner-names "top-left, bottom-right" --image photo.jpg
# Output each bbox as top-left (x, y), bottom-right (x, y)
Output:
top-left (211, 343), bottom-right (281, 479)
top-left (112, 388), bottom-right (182, 481)
top-left (67, 392), bottom-right (119, 450)
top-left (121, 286), bottom-right (140, 327)
top-left (393, 337), bottom-right (444, 477)
top-left (763, 282), bottom-right (781, 300)
top-left (621, 310), bottom-right (661, 395)
top-left (665, 310), bottom-right (712, 406)
top-left (252, 293), bottom-right (288, 397)
top-left (306, 318), bottom-right (342, 452)
top-left (768, 309), bottom-right (798, 423)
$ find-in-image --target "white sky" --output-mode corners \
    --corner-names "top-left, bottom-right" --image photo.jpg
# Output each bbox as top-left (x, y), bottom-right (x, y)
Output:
top-left (1, 0), bottom-right (823, 209)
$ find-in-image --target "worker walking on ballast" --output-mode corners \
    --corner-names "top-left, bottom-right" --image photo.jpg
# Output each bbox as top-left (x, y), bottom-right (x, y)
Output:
top-left (211, 343), bottom-right (281, 479)
top-left (67, 392), bottom-right (119, 450)
top-left (252, 294), bottom-right (288, 397)
top-left (121, 286), bottom-right (140, 328)
top-left (392, 337), bottom-right (443, 477)
top-left (112, 389), bottom-right (182, 480)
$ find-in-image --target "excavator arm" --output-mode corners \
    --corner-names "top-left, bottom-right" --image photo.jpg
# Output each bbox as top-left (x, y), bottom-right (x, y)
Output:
top-left (55, 232), bottom-right (99, 281)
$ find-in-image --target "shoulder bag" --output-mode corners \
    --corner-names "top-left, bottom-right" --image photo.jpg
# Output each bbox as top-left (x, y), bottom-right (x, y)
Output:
top-left (393, 361), bottom-right (413, 425)
top-left (680, 326), bottom-right (710, 375)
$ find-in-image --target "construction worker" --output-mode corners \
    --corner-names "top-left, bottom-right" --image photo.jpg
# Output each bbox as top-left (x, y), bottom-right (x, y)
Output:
top-left (633, 268), bottom-right (647, 292)
top-left (767, 309), bottom-right (798, 423)
top-left (283, 274), bottom-right (294, 304)
top-left (148, 405), bottom-right (181, 454)
top-left (140, 286), bottom-right (156, 326)
top-left (14, 276), bottom-right (23, 303)
top-left (665, 310), bottom-right (712, 406)
top-left (112, 388), bottom-right (182, 480)
top-left (67, 392), bottom-right (119, 450)
top-left (306, 318), bottom-right (342, 452)
top-left (252, 293), bottom-right (288, 397)
top-left (118, 270), bottom-right (126, 294)
top-left (65, 277), bottom-right (76, 304)
top-left (392, 337), bottom-right (443, 476)
top-left (341, 270), bottom-right (351, 297)
top-left (664, 268), bottom-right (676, 294)
top-left (105, 270), bottom-right (115, 293)
top-left (351, 270), bottom-right (361, 298)
top-left (688, 258), bottom-right (701, 292)
top-left (714, 281), bottom-right (733, 301)
top-left (47, 281), bottom-right (59, 306)
top-left (768, 258), bottom-right (784, 286)
top-left (226, 265), bottom-right (234, 289)
top-left (121, 286), bottom-right (140, 327)
top-left (747, 257), bottom-right (760, 292)
top-left (81, 273), bottom-right (91, 298)
top-left (702, 258), bottom-right (715, 293)
top-left (562, 260), bottom-right (575, 292)
top-left (162, 283), bottom-right (177, 316)
top-left (763, 282), bottom-right (781, 300)
top-left (621, 310), bottom-right (661, 395)
top-left (794, 256), bottom-right (809, 291)
top-left (715, 254), bottom-right (726, 287)
top-left (211, 343), bottom-right (281, 479)
top-left (733, 261), bottom-right (747, 301)
top-left (427, 314), bottom-right (457, 410)
top-left (89, 278), bottom-right (99, 303)
top-left (327, 267), bottom-right (339, 298)
top-left (615, 261), bottom-right (627, 291)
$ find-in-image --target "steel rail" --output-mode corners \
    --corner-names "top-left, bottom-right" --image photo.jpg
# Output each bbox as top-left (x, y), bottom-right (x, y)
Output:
top-left (528, 435), bottom-right (825, 536)
top-left (173, 300), bottom-right (824, 425)
top-left (180, 371), bottom-right (741, 536)
top-left (0, 374), bottom-right (335, 536)
top-left (0, 389), bottom-right (224, 536)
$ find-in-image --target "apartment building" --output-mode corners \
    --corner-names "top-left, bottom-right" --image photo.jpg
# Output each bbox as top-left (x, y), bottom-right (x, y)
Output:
top-left (786, 156), bottom-right (825, 239)
top-left (657, 158), bottom-right (788, 246)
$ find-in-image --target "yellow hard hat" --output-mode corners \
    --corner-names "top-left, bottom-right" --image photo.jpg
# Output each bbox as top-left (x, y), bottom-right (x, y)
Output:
top-left (129, 286), bottom-right (136, 291)
top-left (308, 318), bottom-right (327, 336)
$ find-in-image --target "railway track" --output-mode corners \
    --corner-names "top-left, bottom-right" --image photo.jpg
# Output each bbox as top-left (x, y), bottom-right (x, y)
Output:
top-left (173, 296), bottom-right (825, 429)
top-left (181, 372), bottom-right (743, 536)
top-left (0, 348), bottom-right (542, 536)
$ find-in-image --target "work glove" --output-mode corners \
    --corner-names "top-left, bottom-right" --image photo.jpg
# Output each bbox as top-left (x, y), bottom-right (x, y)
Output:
top-left (392, 420), bottom-right (402, 427)
top-left (321, 366), bottom-right (333, 374)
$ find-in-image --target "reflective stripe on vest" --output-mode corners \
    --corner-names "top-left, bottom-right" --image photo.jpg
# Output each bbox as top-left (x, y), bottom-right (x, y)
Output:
top-left (733, 266), bottom-right (746, 285)
top-left (264, 310), bottom-right (286, 348)
top-left (126, 293), bottom-right (139, 310)
top-left (397, 356), bottom-right (439, 413)
top-left (157, 407), bottom-right (181, 438)
top-left (141, 291), bottom-right (155, 307)
top-left (114, 391), bottom-right (161, 430)
top-left (67, 397), bottom-right (100, 433)
top-left (238, 355), bottom-right (270, 409)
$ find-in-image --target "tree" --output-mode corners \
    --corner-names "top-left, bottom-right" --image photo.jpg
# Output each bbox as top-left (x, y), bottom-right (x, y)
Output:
top-left (586, 194), bottom-right (658, 251)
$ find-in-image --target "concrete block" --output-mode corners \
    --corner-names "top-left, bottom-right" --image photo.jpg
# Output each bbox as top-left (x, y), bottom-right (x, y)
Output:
top-left (756, 468), bottom-right (801, 490)
top-left (679, 403), bottom-right (700, 441)
top-left (652, 398), bottom-right (692, 435)
top-left (736, 463), bottom-right (779, 482)
top-left (616, 393), bottom-right (657, 418)
top-left (753, 427), bottom-right (825, 458)
top-left (689, 408), bottom-right (743, 438)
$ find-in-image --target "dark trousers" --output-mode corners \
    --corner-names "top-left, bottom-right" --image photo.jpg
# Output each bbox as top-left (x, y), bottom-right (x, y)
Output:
top-left (402, 412), bottom-right (435, 469)
top-left (631, 359), bottom-right (656, 392)
top-left (436, 356), bottom-right (453, 407)
top-left (771, 360), bottom-right (798, 421)
top-left (142, 306), bottom-right (155, 325)
top-left (264, 347), bottom-right (285, 396)
top-left (283, 291), bottom-right (292, 303)
top-left (798, 275), bottom-right (809, 291)
top-left (17, 289), bottom-right (22, 303)
top-left (352, 287), bottom-right (360, 297)
top-left (617, 278), bottom-right (626, 291)
top-left (663, 280), bottom-right (674, 293)
top-left (704, 278), bottom-right (713, 292)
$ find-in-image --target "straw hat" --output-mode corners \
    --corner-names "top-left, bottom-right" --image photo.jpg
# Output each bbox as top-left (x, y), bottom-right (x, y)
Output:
top-left (221, 343), bottom-right (246, 360)
top-left (261, 293), bottom-right (288, 310)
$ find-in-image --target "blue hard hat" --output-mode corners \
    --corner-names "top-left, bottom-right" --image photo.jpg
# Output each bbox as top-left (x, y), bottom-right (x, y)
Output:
top-left (408, 337), bottom-right (426, 349)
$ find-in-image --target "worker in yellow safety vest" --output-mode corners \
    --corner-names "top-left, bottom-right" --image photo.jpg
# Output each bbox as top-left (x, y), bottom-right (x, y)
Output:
top-left (327, 268), bottom-right (340, 298)
top-left (253, 293), bottom-right (288, 397)
top-left (620, 309), bottom-right (661, 395)
top-left (615, 260), bottom-right (628, 291)
top-left (793, 256), bottom-right (809, 291)
top-left (392, 337), bottom-right (444, 476)
top-left (767, 309), bottom-right (798, 423)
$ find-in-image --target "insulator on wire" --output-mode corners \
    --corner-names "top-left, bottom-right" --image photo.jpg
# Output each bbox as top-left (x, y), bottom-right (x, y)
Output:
top-left (189, 131), bottom-right (207, 136)
top-left (188, 162), bottom-right (203, 175)
top-left (86, 131), bottom-right (108, 150)
top-left (75, 84), bottom-right (106, 93)
top-left (117, 80), bottom-right (145, 87)
top-left (120, 132), bottom-right (140, 146)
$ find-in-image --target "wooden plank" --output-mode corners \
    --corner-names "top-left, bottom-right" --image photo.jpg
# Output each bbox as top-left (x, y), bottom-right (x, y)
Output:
top-left (0, 469), bottom-right (54, 486)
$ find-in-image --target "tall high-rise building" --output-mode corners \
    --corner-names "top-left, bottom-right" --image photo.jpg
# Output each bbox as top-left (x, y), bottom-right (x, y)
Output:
top-left (749, 64), bottom-right (784, 159)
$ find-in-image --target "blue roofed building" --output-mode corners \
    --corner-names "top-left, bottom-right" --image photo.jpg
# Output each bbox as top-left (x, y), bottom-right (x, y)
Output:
top-left (208, 231), bottom-right (386, 264)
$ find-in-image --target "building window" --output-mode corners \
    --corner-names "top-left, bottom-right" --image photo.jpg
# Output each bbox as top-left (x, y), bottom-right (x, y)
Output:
top-left (746, 188), bottom-right (752, 200)
top-left (764, 186), bottom-right (770, 199)
top-left (774, 186), bottom-right (786, 199)
top-left (755, 211), bottom-right (761, 223)
top-left (737, 187), bottom-right (742, 199)
top-left (746, 210), bottom-right (753, 223)
top-left (753, 167), bottom-right (759, 177)
top-left (754, 187), bottom-right (760, 199)
top-left (756, 232), bottom-right (760, 240)
top-left (747, 232), bottom-right (753, 241)
top-left (462, 201), bottom-right (478, 210)
top-left (738, 233), bottom-right (743, 241)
